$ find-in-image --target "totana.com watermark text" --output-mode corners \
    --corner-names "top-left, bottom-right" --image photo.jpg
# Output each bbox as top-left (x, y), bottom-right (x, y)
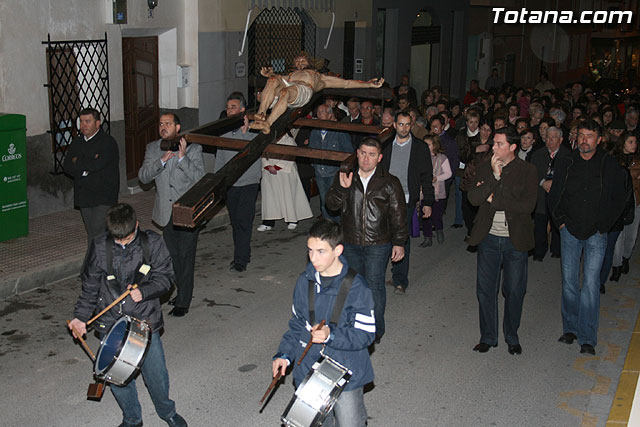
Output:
top-left (492, 8), bottom-right (633, 24)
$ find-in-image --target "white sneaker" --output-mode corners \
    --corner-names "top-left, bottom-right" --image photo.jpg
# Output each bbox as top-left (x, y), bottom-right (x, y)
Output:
top-left (287, 223), bottom-right (298, 230)
top-left (257, 224), bottom-right (272, 231)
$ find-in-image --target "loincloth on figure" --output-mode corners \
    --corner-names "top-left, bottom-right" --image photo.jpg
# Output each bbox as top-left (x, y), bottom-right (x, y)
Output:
top-left (269, 79), bottom-right (314, 109)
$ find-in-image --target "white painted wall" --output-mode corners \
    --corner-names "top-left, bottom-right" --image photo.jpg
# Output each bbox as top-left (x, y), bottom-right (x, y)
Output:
top-left (0, 0), bottom-right (198, 136)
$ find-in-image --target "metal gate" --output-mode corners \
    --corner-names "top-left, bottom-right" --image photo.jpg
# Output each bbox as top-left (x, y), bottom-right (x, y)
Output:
top-left (43, 33), bottom-right (111, 174)
top-left (248, 7), bottom-right (316, 78)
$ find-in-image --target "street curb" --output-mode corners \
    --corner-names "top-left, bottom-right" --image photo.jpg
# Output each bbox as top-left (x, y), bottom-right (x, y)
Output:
top-left (0, 201), bottom-right (259, 299)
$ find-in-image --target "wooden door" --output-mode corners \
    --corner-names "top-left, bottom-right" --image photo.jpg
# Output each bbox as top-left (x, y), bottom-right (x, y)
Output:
top-left (122, 37), bottom-right (159, 180)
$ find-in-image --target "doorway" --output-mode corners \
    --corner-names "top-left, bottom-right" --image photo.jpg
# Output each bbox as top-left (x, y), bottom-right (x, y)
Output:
top-left (410, 11), bottom-right (440, 103)
top-left (122, 36), bottom-right (159, 180)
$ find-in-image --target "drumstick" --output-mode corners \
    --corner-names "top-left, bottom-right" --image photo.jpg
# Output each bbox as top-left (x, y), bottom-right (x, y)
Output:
top-left (86, 284), bottom-right (138, 326)
top-left (86, 264), bottom-right (150, 326)
top-left (259, 372), bottom-right (282, 404)
top-left (67, 320), bottom-right (96, 362)
top-left (297, 320), bottom-right (326, 366)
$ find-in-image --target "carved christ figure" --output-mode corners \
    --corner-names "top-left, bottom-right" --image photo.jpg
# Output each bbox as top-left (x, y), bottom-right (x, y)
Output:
top-left (250, 54), bottom-right (384, 134)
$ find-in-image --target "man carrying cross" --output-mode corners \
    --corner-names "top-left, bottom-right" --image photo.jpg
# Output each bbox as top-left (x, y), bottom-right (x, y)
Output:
top-left (250, 53), bottom-right (384, 134)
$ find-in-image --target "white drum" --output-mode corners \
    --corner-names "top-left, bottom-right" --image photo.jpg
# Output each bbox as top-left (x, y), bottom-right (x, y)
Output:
top-left (94, 315), bottom-right (151, 386)
top-left (281, 355), bottom-right (352, 427)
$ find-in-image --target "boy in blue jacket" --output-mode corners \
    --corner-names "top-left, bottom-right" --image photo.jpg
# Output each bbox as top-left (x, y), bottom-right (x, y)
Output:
top-left (273, 219), bottom-right (376, 426)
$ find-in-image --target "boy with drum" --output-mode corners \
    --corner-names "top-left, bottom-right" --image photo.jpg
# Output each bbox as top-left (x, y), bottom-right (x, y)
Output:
top-left (273, 219), bottom-right (376, 426)
top-left (68, 203), bottom-right (187, 427)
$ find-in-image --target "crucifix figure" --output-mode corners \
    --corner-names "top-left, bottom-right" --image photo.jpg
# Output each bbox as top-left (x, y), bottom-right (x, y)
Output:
top-left (250, 52), bottom-right (384, 134)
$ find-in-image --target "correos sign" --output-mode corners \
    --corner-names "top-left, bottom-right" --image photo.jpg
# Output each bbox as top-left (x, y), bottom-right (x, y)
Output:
top-left (2, 143), bottom-right (22, 162)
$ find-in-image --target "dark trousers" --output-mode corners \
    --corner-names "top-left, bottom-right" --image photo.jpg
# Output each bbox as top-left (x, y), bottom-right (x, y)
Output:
top-left (80, 204), bottom-right (112, 271)
top-left (343, 242), bottom-right (392, 338)
top-left (391, 203), bottom-right (412, 289)
top-left (461, 191), bottom-right (478, 236)
top-left (163, 217), bottom-right (200, 309)
top-left (422, 199), bottom-right (445, 237)
top-left (476, 234), bottom-right (528, 346)
top-left (533, 212), bottom-right (561, 258)
top-left (226, 184), bottom-right (260, 267)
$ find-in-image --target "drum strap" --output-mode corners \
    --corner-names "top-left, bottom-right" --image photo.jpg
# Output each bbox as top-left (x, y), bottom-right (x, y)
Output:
top-left (307, 268), bottom-right (356, 327)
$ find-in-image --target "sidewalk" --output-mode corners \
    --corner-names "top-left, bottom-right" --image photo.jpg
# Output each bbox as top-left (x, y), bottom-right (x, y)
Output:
top-left (0, 189), bottom-right (232, 299)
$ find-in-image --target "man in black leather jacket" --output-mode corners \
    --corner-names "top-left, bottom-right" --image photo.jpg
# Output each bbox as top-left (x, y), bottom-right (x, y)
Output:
top-left (326, 137), bottom-right (408, 342)
top-left (68, 203), bottom-right (187, 427)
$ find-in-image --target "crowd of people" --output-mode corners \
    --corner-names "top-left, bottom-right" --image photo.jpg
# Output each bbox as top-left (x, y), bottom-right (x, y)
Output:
top-left (62, 57), bottom-right (640, 425)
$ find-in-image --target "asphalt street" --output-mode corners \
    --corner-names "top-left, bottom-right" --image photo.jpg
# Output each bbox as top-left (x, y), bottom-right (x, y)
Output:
top-left (1, 204), bottom-right (639, 427)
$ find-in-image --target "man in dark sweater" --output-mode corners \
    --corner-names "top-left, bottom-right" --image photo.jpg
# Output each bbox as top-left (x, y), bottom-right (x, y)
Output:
top-left (548, 120), bottom-right (627, 355)
top-left (467, 127), bottom-right (538, 355)
top-left (63, 108), bottom-right (119, 253)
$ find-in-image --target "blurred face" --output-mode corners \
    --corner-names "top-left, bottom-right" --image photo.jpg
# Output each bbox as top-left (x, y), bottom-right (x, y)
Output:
top-left (316, 104), bottom-right (333, 121)
top-left (611, 128), bottom-right (624, 138)
top-left (539, 122), bottom-right (549, 140)
top-left (159, 114), bottom-right (180, 140)
top-left (494, 118), bottom-right (506, 130)
top-left (577, 128), bottom-right (601, 155)
top-left (603, 111), bottom-right (613, 125)
top-left (626, 112), bottom-right (639, 129)
top-left (397, 99), bottom-right (409, 110)
top-left (451, 105), bottom-right (460, 116)
top-left (79, 114), bottom-right (101, 137)
top-left (361, 101), bottom-right (374, 119)
top-left (401, 75), bottom-right (409, 85)
top-left (398, 86), bottom-right (409, 95)
top-left (357, 144), bottom-right (382, 174)
top-left (424, 94), bottom-right (434, 105)
top-left (509, 105), bottom-right (518, 117)
top-left (374, 105), bottom-right (382, 117)
top-left (307, 237), bottom-right (342, 275)
top-left (347, 101), bottom-right (360, 119)
top-left (325, 98), bottom-right (337, 108)
top-left (408, 110), bottom-right (417, 125)
top-left (294, 56), bottom-right (309, 70)
top-left (624, 136), bottom-right (638, 154)
top-left (394, 115), bottom-right (412, 139)
top-left (470, 81), bottom-right (478, 91)
top-left (569, 127), bottom-right (578, 142)
top-left (437, 103), bottom-right (446, 112)
top-left (430, 120), bottom-right (442, 135)
top-left (479, 124), bottom-right (492, 141)
top-left (492, 133), bottom-right (516, 162)
top-left (381, 113), bottom-right (394, 127)
top-left (520, 132), bottom-right (534, 150)
top-left (572, 83), bottom-right (582, 98)
top-left (572, 108), bottom-right (583, 120)
top-left (516, 121), bottom-right (527, 133)
top-left (546, 129), bottom-right (561, 152)
top-left (467, 117), bottom-right (479, 132)
top-left (226, 99), bottom-right (245, 116)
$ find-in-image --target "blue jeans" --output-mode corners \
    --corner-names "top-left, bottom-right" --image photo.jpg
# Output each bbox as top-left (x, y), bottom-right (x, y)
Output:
top-left (560, 227), bottom-right (606, 346)
top-left (343, 242), bottom-right (392, 338)
top-left (476, 234), bottom-right (528, 346)
top-left (391, 203), bottom-right (411, 289)
top-left (323, 387), bottom-right (367, 427)
top-left (600, 230), bottom-right (621, 287)
top-left (315, 174), bottom-right (340, 222)
top-left (110, 332), bottom-right (177, 426)
top-left (454, 176), bottom-right (464, 225)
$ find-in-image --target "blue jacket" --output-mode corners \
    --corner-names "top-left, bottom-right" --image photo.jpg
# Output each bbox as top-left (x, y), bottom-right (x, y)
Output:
top-left (275, 257), bottom-right (375, 390)
top-left (308, 129), bottom-right (353, 178)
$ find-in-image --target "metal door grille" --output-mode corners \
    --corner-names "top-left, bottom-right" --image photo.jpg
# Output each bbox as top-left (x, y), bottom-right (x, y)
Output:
top-left (248, 7), bottom-right (316, 77)
top-left (43, 33), bottom-right (111, 174)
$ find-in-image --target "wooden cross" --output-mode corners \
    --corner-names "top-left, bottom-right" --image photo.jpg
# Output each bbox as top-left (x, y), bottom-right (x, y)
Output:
top-left (171, 87), bottom-right (395, 227)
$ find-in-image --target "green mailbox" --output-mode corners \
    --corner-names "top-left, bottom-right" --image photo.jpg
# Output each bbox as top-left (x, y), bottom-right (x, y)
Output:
top-left (0, 113), bottom-right (28, 241)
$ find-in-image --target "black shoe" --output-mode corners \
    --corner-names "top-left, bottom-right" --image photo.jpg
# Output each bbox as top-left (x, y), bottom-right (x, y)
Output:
top-left (507, 344), bottom-right (522, 355)
top-left (558, 332), bottom-right (577, 344)
top-left (622, 257), bottom-right (630, 274)
top-left (551, 253), bottom-right (561, 258)
top-left (166, 414), bottom-right (187, 427)
top-left (168, 297), bottom-right (177, 306)
top-left (169, 307), bottom-right (188, 317)
top-left (230, 263), bottom-right (247, 272)
top-left (419, 237), bottom-right (433, 247)
top-left (436, 230), bottom-right (445, 244)
top-left (580, 344), bottom-right (596, 355)
top-left (118, 422), bottom-right (143, 427)
top-left (466, 245), bottom-right (477, 253)
top-left (610, 266), bottom-right (622, 282)
top-left (533, 256), bottom-right (544, 262)
top-left (451, 223), bottom-right (463, 229)
top-left (473, 342), bottom-right (496, 353)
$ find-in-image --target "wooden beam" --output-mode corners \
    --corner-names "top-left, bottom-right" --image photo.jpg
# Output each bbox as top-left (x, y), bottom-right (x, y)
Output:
top-left (292, 118), bottom-right (388, 134)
